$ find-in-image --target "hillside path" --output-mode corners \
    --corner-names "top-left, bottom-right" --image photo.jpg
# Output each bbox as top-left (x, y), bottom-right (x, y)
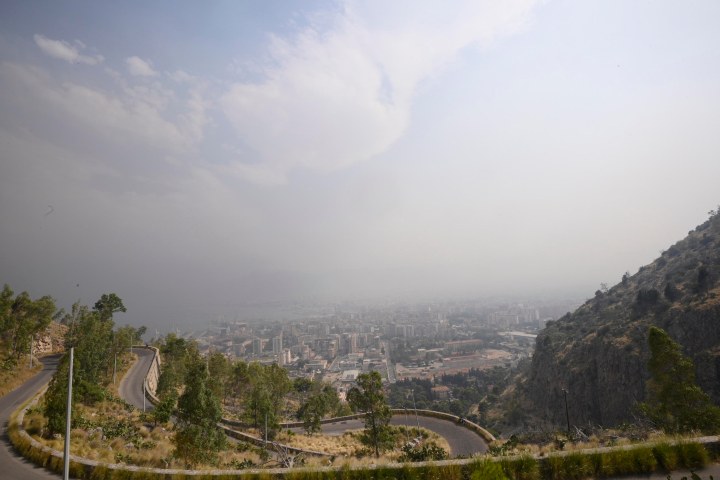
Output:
top-left (0, 355), bottom-right (61, 479)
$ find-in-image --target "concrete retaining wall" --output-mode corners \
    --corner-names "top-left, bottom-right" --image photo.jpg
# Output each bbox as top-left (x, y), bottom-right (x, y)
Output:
top-left (143, 345), bottom-right (161, 401)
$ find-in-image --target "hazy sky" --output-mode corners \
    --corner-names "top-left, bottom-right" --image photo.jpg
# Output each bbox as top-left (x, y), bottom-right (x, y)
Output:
top-left (2, 1), bottom-right (720, 331)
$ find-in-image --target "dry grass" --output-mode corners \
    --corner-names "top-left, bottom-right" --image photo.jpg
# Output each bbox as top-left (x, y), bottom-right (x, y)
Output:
top-left (277, 430), bottom-right (364, 456)
top-left (0, 356), bottom-right (42, 398)
top-left (490, 429), bottom-right (695, 459)
top-left (25, 396), bottom-right (270, 470)
top-left (276, 425), bottom-right (451, 461)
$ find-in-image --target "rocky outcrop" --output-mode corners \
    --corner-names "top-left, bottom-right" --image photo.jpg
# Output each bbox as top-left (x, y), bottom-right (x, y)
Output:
top-left (31, 321), bottom-right (67, 356)
top-left (518, 213), bottom-right (720, 427)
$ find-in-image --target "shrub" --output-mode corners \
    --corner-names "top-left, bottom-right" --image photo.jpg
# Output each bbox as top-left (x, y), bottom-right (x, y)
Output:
top-left (632, 446), bottom-right (658, 472)
top-left (398, 442), bottom-right (448, 462)
top-left (500, 454), bottom-right (539, 480)
top-left (653, 442), bottom-right (679, 471)
top-left (676, 442), bottom-right (709, 470)
top-left (470, 458), bottom-right (508, 480)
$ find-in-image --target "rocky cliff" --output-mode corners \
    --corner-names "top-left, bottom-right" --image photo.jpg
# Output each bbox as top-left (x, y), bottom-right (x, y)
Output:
top-left (519, 211), bottom-right (720, 427)
top-left (32, 321), bottom-right (67, 356)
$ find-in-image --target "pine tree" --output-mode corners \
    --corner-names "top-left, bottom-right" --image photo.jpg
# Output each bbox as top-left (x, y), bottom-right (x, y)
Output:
top-left (174, 353), bottom-right (226, 467)
top-left (640, 326), bottom-right (720, 433)
top-left (347, 371), bottom-right (393, 457)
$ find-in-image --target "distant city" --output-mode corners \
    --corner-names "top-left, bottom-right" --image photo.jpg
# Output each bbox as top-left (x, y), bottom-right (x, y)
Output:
top-left (172, 297), bottom-right (580, 398)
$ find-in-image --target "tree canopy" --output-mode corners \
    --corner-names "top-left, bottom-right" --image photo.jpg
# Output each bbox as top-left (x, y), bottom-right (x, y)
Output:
top-left (639, 326), bottom-right (720, 434)
top-left (93, 293), bottom-right (126, 321)
top-left (347, 371), bottom-right (393, 457)
top-left (174, 351), bottom-right (226, 467)
top-left (0, 284), bottom-right (56, 367)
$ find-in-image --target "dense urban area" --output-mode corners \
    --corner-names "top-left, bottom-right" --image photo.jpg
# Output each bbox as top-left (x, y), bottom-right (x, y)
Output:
top-left (183, 298), bottom-right (578, 423)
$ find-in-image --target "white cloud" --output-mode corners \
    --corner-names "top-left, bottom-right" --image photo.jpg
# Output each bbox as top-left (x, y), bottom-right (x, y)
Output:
top-left (221, 0), bottom-right (539, 184)
top-left (126, 56), bottom-right (158, 77)
top-left (0, 62), bottom-right (205, 156)
top-left (33, 34), bottom-right (104, 65)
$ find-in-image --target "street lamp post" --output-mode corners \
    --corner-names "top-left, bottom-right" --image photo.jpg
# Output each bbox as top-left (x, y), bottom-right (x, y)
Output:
top-left (63, 347), bottom-right (74, 480)
top-left (411, 389), bottom-right (420, 430)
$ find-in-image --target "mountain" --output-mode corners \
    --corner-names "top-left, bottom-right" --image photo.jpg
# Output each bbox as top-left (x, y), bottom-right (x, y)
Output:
top-left (517, 209), bottom-right (720, 428)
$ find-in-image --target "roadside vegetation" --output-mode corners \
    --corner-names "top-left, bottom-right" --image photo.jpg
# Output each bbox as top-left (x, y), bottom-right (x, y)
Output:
top-left (9, 274), bottom-right (720, 477)
top-left (0, 284), bottom-right (58, 397)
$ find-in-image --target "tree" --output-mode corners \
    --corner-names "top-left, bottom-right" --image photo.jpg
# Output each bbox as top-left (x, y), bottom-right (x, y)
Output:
top-left (207, 351), bottom-right (230, 401)
top-left (639, 327), bottom-right (720, 434)
top-left (174, 352), bottom-right (226, 467)
top-left (297, 383), bottom-right (340, 435)
top-left (43, 353), bottom-right (77, 435)
top-left (242, 362), bottom-right (290, 438)
top-left (68, 306), bottom-right (114, 401)
top-left (153, 390), bottom-right (177, 426)
top-left (93, 293), bottom-right (126, 321)
top-left (0, 285), bottom-right (56, 365)
top-left (227, 360), bottom-right (250, 407)
top-left (347, 371), bottom-right (393, 457)
top-left (157, 334), bottom-right (193, 396)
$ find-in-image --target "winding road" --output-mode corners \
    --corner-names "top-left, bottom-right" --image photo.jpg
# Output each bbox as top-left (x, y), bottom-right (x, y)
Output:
top-left (292, 413), bottom-right (488, 456)
top-left (0, 355), bottom-right (61, 479)
top-left (0, 347), bottom-right (155, 480)
top-left (1, 348), bottom-right (484, 480)
top-left (118, 347), bottom-right (155, 412)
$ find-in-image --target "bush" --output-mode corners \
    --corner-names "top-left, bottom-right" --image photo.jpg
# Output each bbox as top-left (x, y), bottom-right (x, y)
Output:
top-left (541, 453), bottom-right (593, 480)
top-left (500, 454), bottom-right (539, 480)
top-left (398, 442), bottom-right (448, 462)
top-left (676, 442), bottom-right (709, 470)
top-left (471, 458), bottom-right (508, 480)
top-left (653, 442), bottom-right (679, 471)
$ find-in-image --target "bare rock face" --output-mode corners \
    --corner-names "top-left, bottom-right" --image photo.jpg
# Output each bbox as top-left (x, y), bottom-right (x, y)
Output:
top-left (32, 321), bottom-right (68, 356)
top-left (519, 213), bottom-right (720, 428)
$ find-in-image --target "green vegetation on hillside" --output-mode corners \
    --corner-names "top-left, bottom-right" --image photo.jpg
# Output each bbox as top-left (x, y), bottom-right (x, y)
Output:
top-left (174, 350), bottom-right (226, 467)
top-left (348, 371), bottom-right (393, 457)
top-left (43, 294), bottom-right (143, 435)
top-left (0, 284), bottom-right (56, 368)
top-left (640, 326), bottom-right (720, 434)
top-left (517, 206), bottom-right (720, 429)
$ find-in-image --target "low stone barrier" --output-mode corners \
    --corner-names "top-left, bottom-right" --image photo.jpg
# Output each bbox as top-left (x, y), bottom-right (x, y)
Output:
top-left (222, 409), bottom-right (495, 443)
top-left (10, 384), bottom-right (720, 479)
top-left (396, 408), bottom-right (496, 443)
top-left (220, 424), bottom-right (332, 457)
top-left (141, 345), bottom-right (161, 405)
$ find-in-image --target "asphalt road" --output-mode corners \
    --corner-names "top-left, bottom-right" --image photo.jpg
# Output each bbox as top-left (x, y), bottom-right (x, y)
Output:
top-left (0, 354), bottom-right (61, 479)
top-left (118, 347), bottom-right (155, 412)
top-left (294, 413), bottom-right (489, 456)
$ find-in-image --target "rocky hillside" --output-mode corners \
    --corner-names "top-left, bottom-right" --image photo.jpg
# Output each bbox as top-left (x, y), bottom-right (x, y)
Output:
top-left (518, 210), bottom-right (720, 428)
top-left (32, 321), bottom-right (67, 356)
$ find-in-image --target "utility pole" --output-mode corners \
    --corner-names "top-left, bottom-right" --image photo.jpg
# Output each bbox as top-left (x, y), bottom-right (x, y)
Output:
top-left (29, 334), bottom-right (33, 369)
top-left (403, 406), bottom-right (411, 443)
top-left (562, 388), bottom-right (570, 434)
top-left (143, 381), bottom-right (146, 413)
top-left (113, 351), bottom-right (117, 385)
top-left (411, 389), bottom-right (420, 430)
top-left (63, 347), bottom-right (74, 480)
